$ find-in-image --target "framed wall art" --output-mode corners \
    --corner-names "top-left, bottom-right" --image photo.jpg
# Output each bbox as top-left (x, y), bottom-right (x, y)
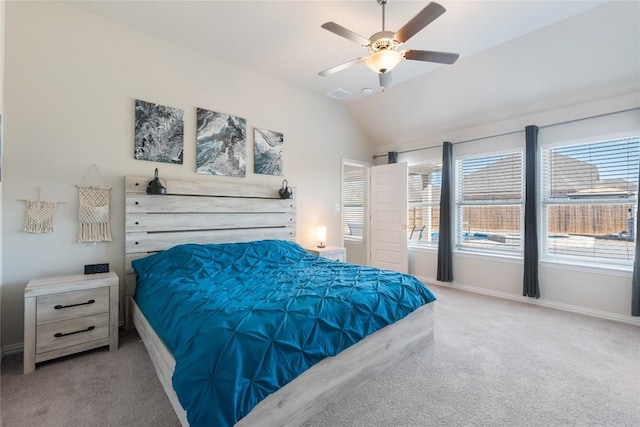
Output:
top-left (196, 108), bottom-right (246, 177)
top-left (134, 99), bottom-right (184, 164)
top-left (254, 128), bottom-right (283, 176)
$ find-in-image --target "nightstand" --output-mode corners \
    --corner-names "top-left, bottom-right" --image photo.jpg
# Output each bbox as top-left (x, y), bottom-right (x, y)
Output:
top-left (23, 271), bottom-right (119, 374)
top-left (306, 246), bottom-right (346, 262)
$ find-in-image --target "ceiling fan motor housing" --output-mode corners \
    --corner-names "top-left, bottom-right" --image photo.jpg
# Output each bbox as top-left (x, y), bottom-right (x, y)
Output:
top-left (368, 31), bottom-right (400, 52)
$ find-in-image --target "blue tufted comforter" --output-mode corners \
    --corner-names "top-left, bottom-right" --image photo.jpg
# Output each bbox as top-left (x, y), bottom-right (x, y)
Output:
top-left (132, 240), bottom-right (436, 426)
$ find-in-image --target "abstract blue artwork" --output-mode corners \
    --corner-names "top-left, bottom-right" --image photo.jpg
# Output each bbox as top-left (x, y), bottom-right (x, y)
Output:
top-left (254, 128), bottom-right (283, 176)
top-left (196, 108), bottom-right (246, 177)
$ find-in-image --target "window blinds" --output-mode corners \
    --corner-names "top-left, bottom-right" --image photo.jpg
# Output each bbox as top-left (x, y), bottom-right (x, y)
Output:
top-left (456, 152), bottom-right (524, 253)
top-left (541, 137), bottom-right (640, 262)
top-left (343, 168), bottom-right (365, 240)
top-left (408, 163), bottom-right (442, 245)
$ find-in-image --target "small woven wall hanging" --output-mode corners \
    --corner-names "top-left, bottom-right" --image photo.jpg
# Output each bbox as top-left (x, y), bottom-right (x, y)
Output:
top-left (77, 164), bottom-right (112, 243)
top-left (78, 186), bottom-right (112, 242)
top-left (24, 200), bottom-right (58, 233)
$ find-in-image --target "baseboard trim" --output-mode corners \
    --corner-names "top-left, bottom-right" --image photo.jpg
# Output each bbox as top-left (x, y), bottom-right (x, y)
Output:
top-left (418, 276), bottom-right (640, 327)
top-left (2, 342), bottom-right (24, 356)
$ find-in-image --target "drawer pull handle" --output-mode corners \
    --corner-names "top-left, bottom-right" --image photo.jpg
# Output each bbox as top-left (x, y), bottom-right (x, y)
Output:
top-left (54, 299), bottom-right (95, 310)
top-left (54, 325), bottom-right (95, 338)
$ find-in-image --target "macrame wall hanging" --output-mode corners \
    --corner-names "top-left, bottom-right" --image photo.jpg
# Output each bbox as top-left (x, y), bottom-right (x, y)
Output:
top-left (23, 188), bottom-right (61, 234)
top-left (77, 164), bottom-right (112, 243)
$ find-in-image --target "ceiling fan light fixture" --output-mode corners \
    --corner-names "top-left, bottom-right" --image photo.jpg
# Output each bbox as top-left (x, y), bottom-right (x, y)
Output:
top-left (365, 49), bottom-right (402, 74)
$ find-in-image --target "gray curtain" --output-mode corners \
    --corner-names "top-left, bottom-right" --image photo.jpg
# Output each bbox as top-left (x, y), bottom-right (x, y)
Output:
top-left (523, 125), bottom-right (540, 298)
top-left (437, 141), bottom-right (453, 282)
top-left (632, 161), bottom-right (640, 316)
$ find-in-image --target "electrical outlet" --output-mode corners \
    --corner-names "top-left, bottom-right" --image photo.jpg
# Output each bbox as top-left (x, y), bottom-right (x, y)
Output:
top-left (84, 263), bottom-right (109, 274)
top-left (335, 203), bottom-right (340, 212)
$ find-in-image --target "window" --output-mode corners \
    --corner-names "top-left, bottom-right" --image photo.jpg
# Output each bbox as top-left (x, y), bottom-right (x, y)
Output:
top-left (408, 163), bottom-right (441, 247)
top-left (455, 151), bottom-right (524, 255)
top-left (343, 164), bottom-right (365, 241)
top-left (541, 137), bottom-right (639, 265)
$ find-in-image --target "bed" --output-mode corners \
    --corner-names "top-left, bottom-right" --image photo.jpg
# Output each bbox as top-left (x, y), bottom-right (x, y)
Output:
top-left (124, 175), bottom-right (436, 426)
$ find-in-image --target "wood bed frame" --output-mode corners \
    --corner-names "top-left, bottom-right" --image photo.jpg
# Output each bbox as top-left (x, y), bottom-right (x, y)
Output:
top-left (124, 175), bottom-right (435, 426)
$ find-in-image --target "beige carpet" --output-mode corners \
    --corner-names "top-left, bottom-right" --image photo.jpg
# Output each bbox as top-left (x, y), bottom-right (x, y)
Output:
top-left (1, 328), bottom-right (179, 426)
top-left (1, 285), bottom-right (639, 426)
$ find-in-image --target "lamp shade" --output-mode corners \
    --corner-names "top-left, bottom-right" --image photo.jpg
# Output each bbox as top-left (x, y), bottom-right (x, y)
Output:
top-left (365, 49), bottom-right (402, 74)
top-left (316, 226), bottom-right (327, 248)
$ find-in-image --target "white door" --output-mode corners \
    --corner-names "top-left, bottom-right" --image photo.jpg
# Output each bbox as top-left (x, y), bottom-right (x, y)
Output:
top-left (370, 162), bottom-right (408, 273)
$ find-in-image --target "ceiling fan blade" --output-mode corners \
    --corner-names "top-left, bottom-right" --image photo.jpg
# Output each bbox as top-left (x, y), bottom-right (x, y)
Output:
top-left (318, 57), bottom-right (367, 77)
top-left (321, 22), bottom-right (371, 47)
top-left (395, 2), bottom-right (446, 43)
top-left (379, 72), bottom-right (392, 91)
top-left (404, 49), bottom-right (459, 65)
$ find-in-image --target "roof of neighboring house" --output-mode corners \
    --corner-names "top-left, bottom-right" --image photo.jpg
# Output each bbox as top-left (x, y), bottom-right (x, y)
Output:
top-left (548, 153), bottom-right (600, 196)
top-left (462, 152), bottom-right (637, 200)
top-left (463, 154), bottom-right (523, 200)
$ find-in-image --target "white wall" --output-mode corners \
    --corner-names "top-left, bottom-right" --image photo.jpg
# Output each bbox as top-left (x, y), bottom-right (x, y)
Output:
top-left (1, 1), bottom-right (374, 350)
top-left (399, 93), bottom-right (640, 322)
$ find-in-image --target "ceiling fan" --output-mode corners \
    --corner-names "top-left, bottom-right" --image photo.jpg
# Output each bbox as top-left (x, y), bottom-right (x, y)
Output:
top-left (318, 0), bottom-right (459, 91)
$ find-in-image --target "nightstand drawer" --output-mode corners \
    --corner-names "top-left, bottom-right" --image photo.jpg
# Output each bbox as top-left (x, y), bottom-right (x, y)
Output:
top-left (306, 246), bottom-right (346, 262)
top-left (322, 251), bottom-right (345, 262)
top-left (36, 313), bottom-right (109, 354)
top-left (37, 287), bottom-right (109, 324)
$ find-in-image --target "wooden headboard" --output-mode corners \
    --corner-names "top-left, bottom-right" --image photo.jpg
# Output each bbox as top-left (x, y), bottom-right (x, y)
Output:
top-left (124, 175), bottom-right (296, 327)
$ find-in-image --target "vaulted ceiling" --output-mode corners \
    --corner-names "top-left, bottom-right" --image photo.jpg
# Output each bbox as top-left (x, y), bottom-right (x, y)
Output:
top-left (68, 1), bottom-right (640, 148)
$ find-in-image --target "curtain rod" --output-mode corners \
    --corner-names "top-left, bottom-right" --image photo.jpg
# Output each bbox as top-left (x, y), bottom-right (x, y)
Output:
top-left (373, 106), bottom-right (640, 159)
